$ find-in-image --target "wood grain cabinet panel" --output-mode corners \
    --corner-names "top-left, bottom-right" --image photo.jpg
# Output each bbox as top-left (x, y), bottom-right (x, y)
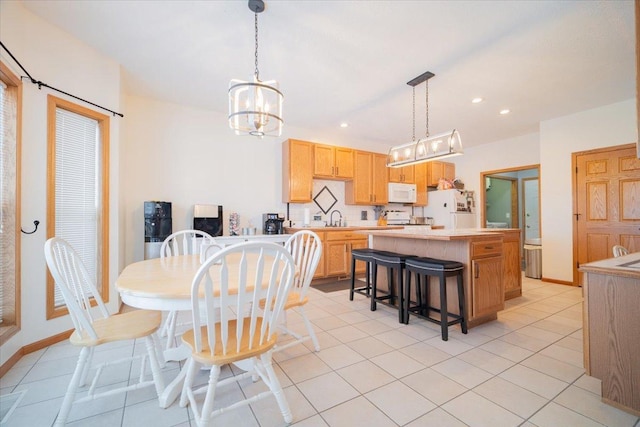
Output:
top-left (426, 161), bottom-right (455, 187)
top-left (313, 144), bottom-right (354, 179)
top-left (471, 256), bottom-right (504, 318)
top-left (282, 139), bottom-right (313, 203)
top-left (388, 164), bottom-right (414, 183)
top-left (345, 151), bottom-right (388, 205)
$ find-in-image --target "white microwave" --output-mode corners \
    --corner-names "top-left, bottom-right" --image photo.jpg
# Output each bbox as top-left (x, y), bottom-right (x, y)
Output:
top-left (388, 183), bottom-right (417, 203)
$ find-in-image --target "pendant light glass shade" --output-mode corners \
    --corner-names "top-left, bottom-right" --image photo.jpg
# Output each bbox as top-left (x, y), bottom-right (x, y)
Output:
top-left (228, 76), bottom-right (283, 137)
top-left (388, 130), bottom-right (462, 167)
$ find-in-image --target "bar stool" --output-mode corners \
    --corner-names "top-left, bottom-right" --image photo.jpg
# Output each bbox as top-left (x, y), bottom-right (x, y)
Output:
top-left (371, 251), bottom-right (417, 323)
top-left (404, 257), bottom-right (467, 341)
top-left (349, 248), bottom-right (379, 301)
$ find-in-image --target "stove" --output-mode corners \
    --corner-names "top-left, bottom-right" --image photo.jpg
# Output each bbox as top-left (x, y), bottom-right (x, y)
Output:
top-left (386, 210), bottom-right (411, 225)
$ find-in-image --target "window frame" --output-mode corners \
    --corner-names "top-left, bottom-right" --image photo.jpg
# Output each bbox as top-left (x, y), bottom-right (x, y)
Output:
top-left (46, 95), bottom-right (110, 319)
top-left (0, 61), bottom-right (22, 345)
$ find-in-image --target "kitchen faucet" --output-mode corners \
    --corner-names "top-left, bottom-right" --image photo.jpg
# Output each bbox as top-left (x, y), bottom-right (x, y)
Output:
top-left (330, 210), bottom-right (343, 227)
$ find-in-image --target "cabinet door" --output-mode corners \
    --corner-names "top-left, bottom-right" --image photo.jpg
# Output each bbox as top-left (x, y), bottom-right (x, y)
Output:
top-left (350, 240), bottom-right (368, 274)
top-left (325, 241), bottom-right (350, 276)
top-left (402, 165), bottom-right (415, 183)
top-left (427, 162), bottom-right (444, 187)
top-left (502, 235), bottom-right (522, 299)
top-left (471, 256), bottom-right (504, 318)
top-left (372, 153), bottom-right (389, 204)
top-left (443, 162), bottom-right (456, 181)
top-left (388, 166), bottom-right (403, 183)
top-left (346, 151), bottom-right (373, 204)
top-left (335, 147), bottom-right (354, 179)
top-left (413, 163), bottom-right (428, 206)
top-left (283, 140), bottom-right (313, 202)
top-left (313, 144), bottom-right (335, 178)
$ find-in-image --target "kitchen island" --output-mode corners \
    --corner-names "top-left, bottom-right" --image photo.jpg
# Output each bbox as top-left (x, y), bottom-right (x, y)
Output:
top-left (581, 252), bottom-right (640, 416)
top-left (359, 228), bottom-right (521, 328)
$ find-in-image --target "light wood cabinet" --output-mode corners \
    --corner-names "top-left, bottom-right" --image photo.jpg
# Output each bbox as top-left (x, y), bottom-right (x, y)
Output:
top-left (426, 161), bottom-right (455, 187)
top-left (502, 229), bottom-right (522, 299)
top-left (345, 151), bottom-right (388, 205)
top-left (313, 144), bottom-right (354, 179)
top-left (413, 163), bottom-right (428, 206)
top-left (313, 231), bottom-right (326, 279)
top-left (470, 239), bottom-right (504, 318)
top-left (282, 139), bottom-right (313, 203)
top-left (323, 231), bottom-right (368, 277)
top-left (388, 164), bottom-right (414, 183)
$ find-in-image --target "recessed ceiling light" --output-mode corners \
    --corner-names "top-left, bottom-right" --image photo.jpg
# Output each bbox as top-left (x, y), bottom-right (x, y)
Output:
top-left (340, 122), bottom-right (349, 128)
top-left (471, 97), bottom-right (483, 104)
top-left (499, 109), bottom-right (511, 115)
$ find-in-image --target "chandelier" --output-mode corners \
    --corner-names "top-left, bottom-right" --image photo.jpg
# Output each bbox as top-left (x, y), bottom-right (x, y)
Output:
top-left (387, 71), bottom-right (462, 167)
top-left (228, 0), bottom-right (283, 137)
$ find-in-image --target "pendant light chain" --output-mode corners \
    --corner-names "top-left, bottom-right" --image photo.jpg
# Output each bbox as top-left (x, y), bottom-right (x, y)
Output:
top-left (254, 12), bottom-right (259, 80)
top-left (412, 86), bottom-right (416, 142)
top-left (425, 80), bottom-right (430, 138)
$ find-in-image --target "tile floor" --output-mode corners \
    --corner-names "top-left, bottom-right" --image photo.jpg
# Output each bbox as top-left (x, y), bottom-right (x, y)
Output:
top-left (2, 275), bottom-right (640, 426)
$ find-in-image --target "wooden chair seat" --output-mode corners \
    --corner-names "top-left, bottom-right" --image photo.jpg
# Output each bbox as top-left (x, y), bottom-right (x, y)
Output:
top-left (181, 317), bottom-right (277, 366)
top-left (259, 291), bottom-right (309, 311)
top-left (70, 310), bottom-right (162, 347)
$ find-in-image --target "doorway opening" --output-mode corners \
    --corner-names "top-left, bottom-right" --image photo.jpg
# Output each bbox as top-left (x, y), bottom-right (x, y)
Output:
top-left (480, 165), bottom-right (540, 269)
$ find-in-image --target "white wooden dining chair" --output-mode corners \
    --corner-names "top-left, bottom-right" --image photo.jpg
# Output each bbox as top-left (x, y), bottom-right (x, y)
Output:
top-left (179, 241), bottom-right (296, 426)
top-left (263, 230), bottom-right (322, 352)
top-left (160, 229), bottom-right (217, 349)
top-left (44, 237), bottom-right (165, 426)
top-left (612, 245), bottom-right (629, 257)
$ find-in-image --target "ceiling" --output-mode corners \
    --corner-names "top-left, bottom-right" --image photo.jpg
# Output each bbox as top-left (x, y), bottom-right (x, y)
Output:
top-left (21, 0), bottom-right (636, 151)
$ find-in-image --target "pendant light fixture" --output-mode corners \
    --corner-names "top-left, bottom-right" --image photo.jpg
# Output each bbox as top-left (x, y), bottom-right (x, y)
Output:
top-left (387, 71), bottom-right (462, 167)
top-left (228, 0), bottom-right (283, 137)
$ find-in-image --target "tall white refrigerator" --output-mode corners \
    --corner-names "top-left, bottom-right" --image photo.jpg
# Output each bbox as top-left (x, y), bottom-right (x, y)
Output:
top-left (423, 189), bottom-right (477, 229)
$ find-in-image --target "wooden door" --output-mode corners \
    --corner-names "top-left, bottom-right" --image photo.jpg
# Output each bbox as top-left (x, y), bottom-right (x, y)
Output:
top-left (471, 256), bottom-right (504, 318)
top-left (372, 153), bottom-right (389, 204)
top-left (574, 144), bottom-right (640, 284)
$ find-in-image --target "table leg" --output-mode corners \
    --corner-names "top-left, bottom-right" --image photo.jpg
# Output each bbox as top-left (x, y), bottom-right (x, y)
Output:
top-left (158, 364), bottom-right (186, 408)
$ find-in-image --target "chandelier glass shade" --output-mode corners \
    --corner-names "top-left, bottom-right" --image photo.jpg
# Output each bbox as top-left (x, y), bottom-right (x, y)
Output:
top-left (228, 0), bottom-right (283, 137)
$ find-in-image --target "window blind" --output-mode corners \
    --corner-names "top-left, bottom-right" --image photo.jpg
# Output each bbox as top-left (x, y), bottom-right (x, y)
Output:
top-left (53, 108), bottom-right (101, 306)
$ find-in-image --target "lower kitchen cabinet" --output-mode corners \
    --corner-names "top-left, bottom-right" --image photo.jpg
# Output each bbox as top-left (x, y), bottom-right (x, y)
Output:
top-left (502, 229), bottom-right (522, 299)
top-left (324, 231), bottom-right (368, 277)
top-left (471, 256), bottom-right (504, 318)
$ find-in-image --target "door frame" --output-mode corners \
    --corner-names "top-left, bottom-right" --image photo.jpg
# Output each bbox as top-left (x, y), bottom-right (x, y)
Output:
top-left (571, 143), bottom-right (637, 285)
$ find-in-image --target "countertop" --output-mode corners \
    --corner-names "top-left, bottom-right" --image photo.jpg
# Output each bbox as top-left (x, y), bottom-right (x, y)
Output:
top-left (579, 252), bottom-right (640, 279)
top-left (358, 227), bottom-right (518, 241)
top-left (285, 225), bottom-right (404, 233)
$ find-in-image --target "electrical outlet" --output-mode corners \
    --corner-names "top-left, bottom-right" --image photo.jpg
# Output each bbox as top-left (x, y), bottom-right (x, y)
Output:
top-left (361, 211), bottom-right (368, 220)
top-left (505, 213), bottom-right (510, 218)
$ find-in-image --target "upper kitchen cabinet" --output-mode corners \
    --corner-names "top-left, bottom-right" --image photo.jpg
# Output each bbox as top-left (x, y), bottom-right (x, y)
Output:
top-left (413, 163), bottom-right (428, 206)
top-left (388, 164), bottom-right (414, 183)
top-left (426, 161), bottom-right (455, 187)
top-left (345, 151), bottom-right (388, 205)
top-left (313, 144), bottom-right (354, 180)
top-left (282, 139), bottom-right (314, 203)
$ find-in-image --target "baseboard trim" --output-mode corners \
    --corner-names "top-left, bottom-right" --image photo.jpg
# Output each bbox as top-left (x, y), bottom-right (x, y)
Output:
top-left (0, 329), bottom-right (73, 378)
top-left (541, 277), bottom-right (576, 286)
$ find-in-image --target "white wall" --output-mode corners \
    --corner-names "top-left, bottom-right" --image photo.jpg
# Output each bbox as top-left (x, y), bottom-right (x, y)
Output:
top-left (539, 99), bottom-right (637, 282)
top-left (0, 1), bottom-right (122, 365)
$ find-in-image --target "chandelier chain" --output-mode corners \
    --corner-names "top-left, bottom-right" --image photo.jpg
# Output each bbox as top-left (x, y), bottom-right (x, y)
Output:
top-left (425, 80), bottom-right (430, 138)
top-left (412, 86), bottom-right (416, 142)
top-left (254, 13), bottom-right (259, 80)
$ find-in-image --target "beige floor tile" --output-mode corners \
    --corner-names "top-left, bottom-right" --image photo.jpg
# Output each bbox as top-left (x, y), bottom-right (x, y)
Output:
top-left (297, 372), bottom-right (359, 413)
top-left (401, 368), bottom-right (467, 405)
top-left (336, 310), bottom-right (372, 325)
top-left (473, 376), bottom-right (547, 418)
top-left (336, 360), bottom-right (395, 394)
top-left (456, 348), bottom-right (515, 375)
top-left (291, 414), bottom-right (329, 427)
top-left (441, 391), bottom-right (524, 427)
top-left (346, 336), bottom-right (394, 359)
top-left (311, 315), bottom-right (349, 331)
top-left (431, 358), bottom-right (493, 389)
top-left (554, 385), bottom-right (639, 427)
top-left (555, 335), bottom-right (583, 352)
top-left (319, 396), bottom-right (395, 427)
top-left (373, 329), bottom-right (419, 349)
top-left (352, 318), bottom-right (395, 335)
top-left (479, 339), bottom-right (534, 362)
top-left (277, 353), bottom-right (332, 383)
top-left (326, 325), bottom-right (369, 343)
top-left (250, 385), bottom-right (316, 427)
top-left (424, 336), bottom-right (474, 356)
top-left (302, 330), bottom-right (342, 352)
top-left (520, 353), bottom-right (584, 383)
top-left (499, 364), bottom-right (568, 400)
top-left (498, 331), bottom-right (551, 352)
top-left (405, 407), bottom-right (468, 427)
top-left (399, 341), bottom-right (452, 367)
top-left (573, 374), bottom-right (602, 395)
top-left (315, 343), bottom-right (365, 370)
top-left (529, 401), bottom-right (606, 427)
top-left (538, 343), bottom-right (583, 368)
top-left (273, 339), bottom-right (313, 363)
top-left (365, 380), bottom-right (436, 425)
top-left (397, 321), bottom-right (441, 341)
top-left (370, 350), bottom-right (426, 378)
top-left (512, 324), bottom-right (564, 343)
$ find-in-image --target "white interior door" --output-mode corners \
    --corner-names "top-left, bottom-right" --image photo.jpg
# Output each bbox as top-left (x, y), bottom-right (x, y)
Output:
top-left (523, 178), bottom-right (540, 242)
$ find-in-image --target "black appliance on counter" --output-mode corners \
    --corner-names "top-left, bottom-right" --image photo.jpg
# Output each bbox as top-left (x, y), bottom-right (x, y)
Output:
top-left (193, 204), bottom-right (223, 237)
top-left (144, 201), bottom-right (172, 259)
top-left (263, 213), bottom-right (285, 235)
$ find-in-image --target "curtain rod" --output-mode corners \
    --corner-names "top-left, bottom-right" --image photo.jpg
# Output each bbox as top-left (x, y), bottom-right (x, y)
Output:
top-left (0, 41), bottom-right (124, 118)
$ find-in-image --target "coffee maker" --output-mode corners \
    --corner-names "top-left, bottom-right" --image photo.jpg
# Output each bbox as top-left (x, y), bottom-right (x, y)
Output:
top-left (263, 213), bottom-right (285, 235)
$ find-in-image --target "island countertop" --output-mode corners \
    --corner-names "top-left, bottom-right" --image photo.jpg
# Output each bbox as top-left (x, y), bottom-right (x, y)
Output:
top-left (358, 227), bottom-right (518, 241)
